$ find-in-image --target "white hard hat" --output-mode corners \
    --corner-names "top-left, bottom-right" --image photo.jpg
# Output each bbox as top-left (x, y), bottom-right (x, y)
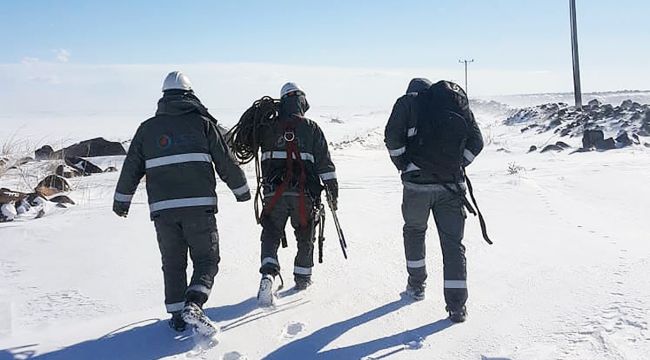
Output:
top-left (162, 71), bottom-right (193, 91)
top-left (280, 82), bottom-right (305, 98)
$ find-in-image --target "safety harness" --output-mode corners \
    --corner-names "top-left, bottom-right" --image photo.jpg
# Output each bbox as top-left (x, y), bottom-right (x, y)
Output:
top-left (261, 115), bottom-right (309, 229)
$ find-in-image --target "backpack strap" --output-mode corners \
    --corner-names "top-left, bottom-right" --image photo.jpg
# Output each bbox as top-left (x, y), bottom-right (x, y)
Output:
top-left (464, 169), bottom-right (493, 245)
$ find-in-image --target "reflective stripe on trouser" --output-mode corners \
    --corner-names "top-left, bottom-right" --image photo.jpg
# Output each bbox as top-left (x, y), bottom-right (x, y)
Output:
top-left (154, 210), bottom-right (220, 312)
top-left (402, 183), bottom-right (467, 308)
top-left (260, 196), bottom-right (314, 276)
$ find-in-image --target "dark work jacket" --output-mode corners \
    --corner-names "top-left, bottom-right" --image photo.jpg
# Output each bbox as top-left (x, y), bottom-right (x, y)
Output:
top-left (384, 80), bottom-right (484, 184)
top-left (114, 92), bottom-right (249, 217)
top-left (258, 95), bottom-right (336, 198)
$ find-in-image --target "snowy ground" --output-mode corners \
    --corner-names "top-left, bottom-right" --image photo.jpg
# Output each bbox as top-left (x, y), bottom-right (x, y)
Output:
top-left (1, 104), bottom-right (649, 359)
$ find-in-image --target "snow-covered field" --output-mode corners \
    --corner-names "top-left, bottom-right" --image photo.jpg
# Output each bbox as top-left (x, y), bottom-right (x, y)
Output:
top-left (1, 101), bottom-right (649, 359)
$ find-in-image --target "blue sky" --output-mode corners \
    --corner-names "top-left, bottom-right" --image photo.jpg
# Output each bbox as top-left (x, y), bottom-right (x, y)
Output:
top-left (0, 0), bottom-right (647, 113)
top-left (1, 0), bottom-right (647, 70)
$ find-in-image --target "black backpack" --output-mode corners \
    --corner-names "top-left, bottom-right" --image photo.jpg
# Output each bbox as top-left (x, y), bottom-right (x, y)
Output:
top-left (407, 81), bottom-right (470, 180)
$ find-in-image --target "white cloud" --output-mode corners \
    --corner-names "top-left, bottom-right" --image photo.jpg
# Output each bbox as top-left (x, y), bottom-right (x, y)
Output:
top-left (53, 49), bottom-right (71, 63)
top-left (21, 57), bottom-right (40, 65)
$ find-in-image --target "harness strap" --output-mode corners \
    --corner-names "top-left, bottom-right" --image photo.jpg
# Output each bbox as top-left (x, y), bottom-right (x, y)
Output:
top-left (464, 170), bottom-right (493, 245)
top-left (261, 116), bottom-right (309, 229)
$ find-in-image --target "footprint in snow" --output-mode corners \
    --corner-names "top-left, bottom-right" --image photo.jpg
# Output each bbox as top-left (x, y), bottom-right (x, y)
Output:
top-left (282, 321), bottom-right (306, 338)
top-left (222, 351), bottom-right (247, 360)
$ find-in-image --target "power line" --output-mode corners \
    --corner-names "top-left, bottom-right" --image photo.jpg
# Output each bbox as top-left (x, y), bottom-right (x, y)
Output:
top-left (458, 59), bottom-right (474, 97)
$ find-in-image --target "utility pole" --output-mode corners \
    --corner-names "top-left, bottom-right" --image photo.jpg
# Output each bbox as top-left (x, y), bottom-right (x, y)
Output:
top-left (459, 59), bottom-right (474, 97)
top-left (569, 0), bottom-right (582, 108)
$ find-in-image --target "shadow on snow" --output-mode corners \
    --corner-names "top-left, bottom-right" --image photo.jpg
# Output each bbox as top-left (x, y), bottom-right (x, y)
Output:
top-left (263, 293), bottom-right (454, 360)
top-left (7, 297), bottom-right (259, 360)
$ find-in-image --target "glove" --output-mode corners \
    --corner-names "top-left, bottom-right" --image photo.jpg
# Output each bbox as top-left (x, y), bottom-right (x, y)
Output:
top-left (323, 179), bottom-right (338, 211)
top-left (235, 190), bottom-right (252, 202)
top-left (113, 201), bottom-right (129, 218)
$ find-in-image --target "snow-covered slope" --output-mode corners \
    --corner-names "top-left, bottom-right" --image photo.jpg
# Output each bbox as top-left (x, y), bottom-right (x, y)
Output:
top-left (1, 105), bottom-right (649, 360)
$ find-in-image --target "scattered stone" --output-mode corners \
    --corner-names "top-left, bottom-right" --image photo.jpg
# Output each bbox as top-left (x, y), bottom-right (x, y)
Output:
top-left (615, 132), bottom-right (633, 147)
top-left (35, 145), bottom-right (55, 160)
top-left (0, 188), bottom-right (25, 204)
top-left (587, 99), bottom-right (602, 107)
top-left (570, 148), bottom-right (591, 154)
top-left (65, 156), bottom-right (103, 175)
top-left (49, 195), bottom-right (76, 205)
top-left (55, 164), bottom-right (82, 178)
top-left (541, 144), bottom-right (564, 153)
top-left (555, 141), bottom-right (571, 149)
top-left (26, 193), bottom-right (46, 207)
top-left (528, 145), bottom-right (538, 153)
top-left (54, 137), bottom-right (126, 158)
top-left (582, 130), bottom-right (605, 149)
top-left (548, 118), bottom-right (562, 128)
top-left (597, 138), bottom-right (617, 150)
top-left (35, 175), bottom-right (71, 196)
top-left (621, 99), bottom-right (634, 110)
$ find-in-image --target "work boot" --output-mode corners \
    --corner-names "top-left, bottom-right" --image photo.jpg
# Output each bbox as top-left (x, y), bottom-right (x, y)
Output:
top-left (257, 274), bottom-right (275, 307)
top-left (182, 301), bottom-right (218, 336)
top-left (168, 311), bottom-right (186, 332)
top-left (294, 275), bottom-right (312, 291)
top-left (447, 305), bottom-right (467, 323)
top-left (405, 283), bottom-right (425, 301)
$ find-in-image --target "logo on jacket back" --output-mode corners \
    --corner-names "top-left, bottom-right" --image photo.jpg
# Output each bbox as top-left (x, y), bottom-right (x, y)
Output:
top-left (158, 134), bottom-right (173, 149)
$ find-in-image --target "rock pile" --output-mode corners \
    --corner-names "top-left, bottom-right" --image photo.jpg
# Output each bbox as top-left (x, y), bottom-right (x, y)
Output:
top-left (508, 99), bottom-right (649, 153)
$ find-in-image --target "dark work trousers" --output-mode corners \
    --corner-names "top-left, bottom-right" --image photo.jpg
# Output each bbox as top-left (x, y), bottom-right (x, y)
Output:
top-left (260, 195), bottom-right (314, 279)
top-left (402, 181), bottom-right (468, 310)
top-left (153, 209), bottom-right (220, 313)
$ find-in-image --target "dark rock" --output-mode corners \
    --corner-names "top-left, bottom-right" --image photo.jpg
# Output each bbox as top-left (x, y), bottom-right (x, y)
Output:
top-left (615, 132), bottom-right (633, 147)
top-left (621, 100), bottom-right (634, 110)
top-left (497, 148), bottom-right (511, 153)
top-left (541, 144), bottom-right (564, 153)
top-left (528, 145), bottom-right (538, 153)
top-left (49, 195), bottom-right (76, 205)
top-left (644, 142), bottom-right (650, 148)
top-left (596, 138), bottom-right (616, 150)
top-left (587, 99), bottom-right (602, 107)
top-left (559, 128), bottom-right (572, 137)
top-left (26, 193), bottom-right (46, 206)
top-left (570, 148), bottom-right (592, 154)
top-left (582, 129), bottom-right (605, 149)
top-left (65, 156), bottom-right (103, 175)
top-left (0, 158), bottom-right (7, 167)
top-left (632, 133), bottom-right (640, 144)
top-left (0, 188), bottom-right (25, 204)
top-left (104, 166), bottom-right (118, 173)
top-left (555, 141), bottom-right (571, 149)
top-left (35, 175), bottom-right (71, 196)
top-left (35, 145), bottom-right (55, 160)
top-left (54, 137), bottom-right (126, 158)
top-left (548, 118), bottom-right (562, 128)
top-left (55, 164), bottom-right (82, 178)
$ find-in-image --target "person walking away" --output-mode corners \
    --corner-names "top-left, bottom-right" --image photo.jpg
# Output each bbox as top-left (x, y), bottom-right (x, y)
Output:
top-left (113, 71), bottom-right (251, 333)
top-left (255, 82), bottom-right (337, 306)
top-left (384, 78), bottom-right (484, 323)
